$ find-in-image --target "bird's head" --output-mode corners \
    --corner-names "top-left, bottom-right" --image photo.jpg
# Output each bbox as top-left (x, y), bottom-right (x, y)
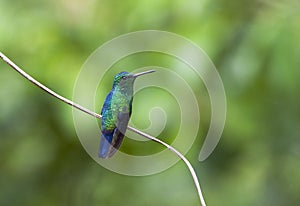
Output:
top-left (112, 70), bottom-right (155, 89)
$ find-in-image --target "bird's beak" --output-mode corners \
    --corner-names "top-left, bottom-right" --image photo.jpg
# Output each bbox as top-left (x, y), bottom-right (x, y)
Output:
top-left (133, 70), bottom-right (155, 78)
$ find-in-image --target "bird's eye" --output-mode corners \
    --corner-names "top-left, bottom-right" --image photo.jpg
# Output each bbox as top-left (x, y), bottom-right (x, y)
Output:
top-left (122, 76), bottom-right (127, 80)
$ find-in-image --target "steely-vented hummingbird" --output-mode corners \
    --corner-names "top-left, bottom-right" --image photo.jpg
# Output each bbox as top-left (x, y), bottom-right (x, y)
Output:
top-left (98, 70), bottom-right (155, 158)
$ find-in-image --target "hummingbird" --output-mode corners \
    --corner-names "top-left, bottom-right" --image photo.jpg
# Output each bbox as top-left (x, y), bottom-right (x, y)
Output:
top-left (98, 70), bottom-right (155, 158)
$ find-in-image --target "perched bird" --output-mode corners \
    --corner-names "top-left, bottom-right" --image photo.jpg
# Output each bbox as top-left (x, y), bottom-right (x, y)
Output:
top-left (98, 70), bottom-right (155, 158)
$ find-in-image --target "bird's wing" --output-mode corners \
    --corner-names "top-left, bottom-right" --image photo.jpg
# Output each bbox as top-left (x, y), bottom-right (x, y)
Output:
top-left (107, 109), bottom-right (131, 158)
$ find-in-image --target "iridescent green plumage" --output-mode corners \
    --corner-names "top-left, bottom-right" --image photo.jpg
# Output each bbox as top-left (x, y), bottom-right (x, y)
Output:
top-left (98, 70), bottom-right (155, 158)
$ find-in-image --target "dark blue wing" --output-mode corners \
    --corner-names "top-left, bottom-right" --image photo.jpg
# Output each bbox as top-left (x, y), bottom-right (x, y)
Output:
top-left (107, 110), bottom-right (130, 157)
top-left (107, 99), bottom-right (133, 157)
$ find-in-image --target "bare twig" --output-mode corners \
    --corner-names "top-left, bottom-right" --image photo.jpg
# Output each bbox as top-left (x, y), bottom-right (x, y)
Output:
top-left (0, 52), bottom-right (206, 206)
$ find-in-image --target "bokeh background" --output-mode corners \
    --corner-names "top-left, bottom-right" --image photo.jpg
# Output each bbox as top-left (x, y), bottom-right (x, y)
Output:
top-left (0, 0), bottom-right (299, 205)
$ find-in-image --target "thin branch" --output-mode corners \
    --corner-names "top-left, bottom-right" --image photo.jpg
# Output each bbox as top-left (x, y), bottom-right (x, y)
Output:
top-left (0, 52), bottom-right (206, 206)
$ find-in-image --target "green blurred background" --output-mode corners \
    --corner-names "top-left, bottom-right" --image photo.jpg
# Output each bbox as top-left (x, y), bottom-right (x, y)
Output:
top-left (0, 0), bottom-right (299, 205)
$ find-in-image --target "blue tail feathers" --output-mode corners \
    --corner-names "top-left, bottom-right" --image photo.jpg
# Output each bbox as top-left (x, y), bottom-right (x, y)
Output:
top-left (98, 133), bottom-right (113, 158)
